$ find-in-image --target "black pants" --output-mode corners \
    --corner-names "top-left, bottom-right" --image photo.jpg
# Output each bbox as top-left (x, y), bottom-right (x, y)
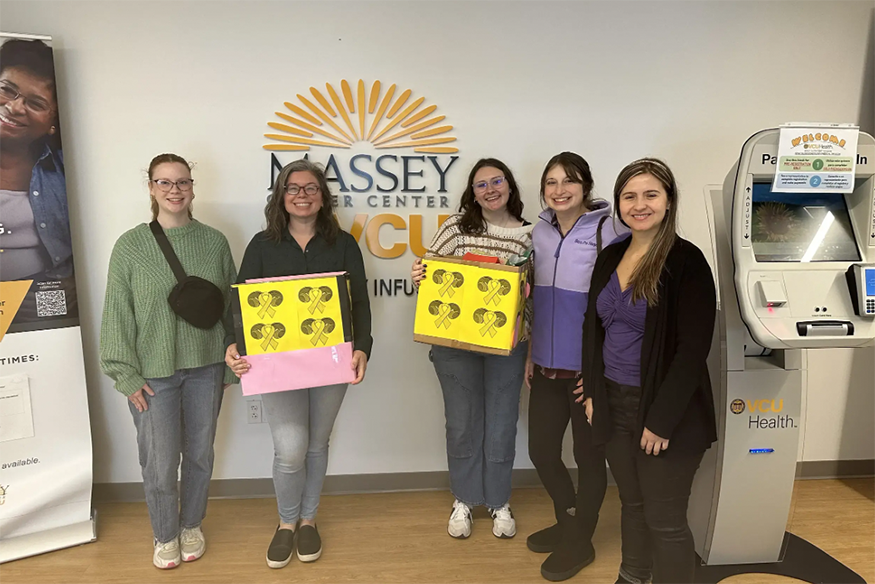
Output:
top-left (528, 367), bottom-right (607, 541)
top-left (604, 377), bottom-right (704, 584)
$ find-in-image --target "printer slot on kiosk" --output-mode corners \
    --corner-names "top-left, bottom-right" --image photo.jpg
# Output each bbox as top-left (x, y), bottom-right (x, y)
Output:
top-left (691, 127), bottom-right (874, 583)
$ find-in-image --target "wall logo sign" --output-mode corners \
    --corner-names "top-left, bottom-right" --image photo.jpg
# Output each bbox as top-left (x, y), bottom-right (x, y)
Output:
top-left (730, 399), bottom-right (745, 414)
top-left (264, 79), bottom-right (457, 154)
top-left (261, 79), bottom-right (462, 272)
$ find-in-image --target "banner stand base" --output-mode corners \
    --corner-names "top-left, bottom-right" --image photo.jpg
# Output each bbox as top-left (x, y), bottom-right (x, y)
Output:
top-left (0, 509), bottom-right (97, 564)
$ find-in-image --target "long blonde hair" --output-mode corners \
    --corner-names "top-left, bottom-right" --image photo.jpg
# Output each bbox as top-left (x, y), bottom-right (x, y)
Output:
top-left (613, 158), bottom-right (678, 307)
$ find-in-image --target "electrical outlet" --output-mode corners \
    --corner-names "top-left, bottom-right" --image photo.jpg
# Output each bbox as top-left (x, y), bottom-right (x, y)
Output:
top-left (246, 399), bottom-right (263, 424)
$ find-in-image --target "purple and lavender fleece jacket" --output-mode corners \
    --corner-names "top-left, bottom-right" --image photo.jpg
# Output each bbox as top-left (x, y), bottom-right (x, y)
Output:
top-left (531, 202), bottom-right (626, 371)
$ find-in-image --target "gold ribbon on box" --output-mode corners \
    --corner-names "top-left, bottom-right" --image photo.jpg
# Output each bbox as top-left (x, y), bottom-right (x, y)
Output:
top-left (478, 276), bottom-right (511, 306)
top-left (299, 286), bottom-right (333, 315)
top-left (432, 270), bottom-right (464, 298)
top-left (474, 308), bottom-right (507, 338)
top-left (251, 322), bottom-right (285, 351)
top-left (248, 290), bottom-right (284, 320)
top-left (302, 318), bottom-right (335, 346)
top-left (429, 300), bottom-right (460, 329)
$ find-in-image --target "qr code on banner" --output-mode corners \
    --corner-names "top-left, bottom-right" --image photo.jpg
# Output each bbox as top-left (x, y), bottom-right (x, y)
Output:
top-left (36, 290), bottom-right (67, 317)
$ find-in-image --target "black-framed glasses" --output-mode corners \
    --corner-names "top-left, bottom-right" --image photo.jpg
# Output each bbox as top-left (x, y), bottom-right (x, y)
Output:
top-left (472, 177), bottom-right (506, 192)
top-left (151, 179), bottom-right (194, 192)
top-left (0, 81), bottom-right (52, 115)
top-left (286, 184), bottom-right (320, 196)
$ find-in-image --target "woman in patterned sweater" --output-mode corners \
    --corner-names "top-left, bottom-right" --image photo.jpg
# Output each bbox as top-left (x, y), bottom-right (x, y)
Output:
top-left (411, 158), bottom-right (532, 541)
top-left (99, 153), bottom-right (236, 570)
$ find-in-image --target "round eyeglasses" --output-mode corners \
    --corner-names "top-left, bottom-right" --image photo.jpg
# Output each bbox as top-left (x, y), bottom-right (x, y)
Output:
top-left (285, 184), bottom-right (321, 196)
top-left (473, 177), bottom-right (506, 192)
top-left (151, 179), bottom-right (194, 192)
top-left (0, 81), bottom-right (52, 115)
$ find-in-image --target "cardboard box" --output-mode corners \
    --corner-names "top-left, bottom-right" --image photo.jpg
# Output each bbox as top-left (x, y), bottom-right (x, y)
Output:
top-left (413, 257), bottom-right (526, 355)
top-left (231, 272), bottom-right (356, 396)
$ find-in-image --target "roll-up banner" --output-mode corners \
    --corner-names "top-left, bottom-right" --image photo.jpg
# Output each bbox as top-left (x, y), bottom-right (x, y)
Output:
top-left (0, 32), bottom-right (95, 563)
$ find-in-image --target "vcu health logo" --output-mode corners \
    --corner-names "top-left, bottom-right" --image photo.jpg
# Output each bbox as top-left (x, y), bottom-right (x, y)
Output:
top-left (730, 399), bottom-right (745, 414)
top-left (264, 79), bottom-right (458, 154)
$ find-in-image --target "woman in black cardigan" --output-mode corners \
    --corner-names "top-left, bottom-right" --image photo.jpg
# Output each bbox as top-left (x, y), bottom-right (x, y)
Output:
top-left (577, 158), bottom-right (717, 584)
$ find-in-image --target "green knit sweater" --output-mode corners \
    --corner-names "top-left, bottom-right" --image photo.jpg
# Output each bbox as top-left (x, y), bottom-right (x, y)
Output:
top-left (99, 220), bottom-right (237, 396)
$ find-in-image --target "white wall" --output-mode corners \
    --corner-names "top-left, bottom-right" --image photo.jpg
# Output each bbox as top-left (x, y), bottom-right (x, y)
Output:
top-left (3, 1), bottom-right (873, 484)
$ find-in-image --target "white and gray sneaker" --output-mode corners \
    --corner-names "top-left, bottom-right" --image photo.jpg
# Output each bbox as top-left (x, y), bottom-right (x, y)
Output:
top-left (180, 526), bottom-right (206, 562)
top-left (490, 504), bottom-right (516, 538)
top-left (153, 537), bottom-right (181, 569)
top-left (447, 499), bottom-right (472, 539)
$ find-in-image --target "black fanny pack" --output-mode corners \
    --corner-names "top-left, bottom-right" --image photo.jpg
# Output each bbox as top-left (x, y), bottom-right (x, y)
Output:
top-left (150, 221), bottom-right (225, 329)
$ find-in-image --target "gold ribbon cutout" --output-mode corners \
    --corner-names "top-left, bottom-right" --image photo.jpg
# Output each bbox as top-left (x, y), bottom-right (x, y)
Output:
top-left (434, 303), bottom-right (453, 329)
top-left (258, 292), bottom-right (276, 319)
top-left (484, 279), bottom-right (503, 306)
top-left (479, 311), bottom-right (499, 337)
top-left (308, 288), bottom-right (326, 314)
top-left (310, 320), bottom-right (329, 346)
top-left (439, 272), bottom-right (457, 297)
top-left (260, 324), bottom-right (279, 351)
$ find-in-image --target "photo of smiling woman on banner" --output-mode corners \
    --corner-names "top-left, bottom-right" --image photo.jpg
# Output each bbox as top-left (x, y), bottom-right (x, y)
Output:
top-left (0, 37), bottom-right (78, 332)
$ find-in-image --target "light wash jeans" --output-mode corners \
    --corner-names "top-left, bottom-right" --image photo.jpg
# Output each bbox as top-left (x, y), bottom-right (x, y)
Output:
top-left (262, 383), bottom-right (347, 524)
top-left (430, 342), bottom-right (527, 509)
top-left (129, 362), bottom-right (225, 544)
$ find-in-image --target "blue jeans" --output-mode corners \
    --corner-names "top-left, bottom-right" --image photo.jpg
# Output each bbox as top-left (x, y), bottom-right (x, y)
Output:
top-left (262, 384), bottom-right (347, 524)
top-left (129, 363), bottom-right (225, 544)
top-left (430, 342), bottom-right (527, 509)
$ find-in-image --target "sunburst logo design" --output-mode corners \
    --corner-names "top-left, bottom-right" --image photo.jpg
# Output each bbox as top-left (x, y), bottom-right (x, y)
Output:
top-left (264, 80), bottom-right (458, 154)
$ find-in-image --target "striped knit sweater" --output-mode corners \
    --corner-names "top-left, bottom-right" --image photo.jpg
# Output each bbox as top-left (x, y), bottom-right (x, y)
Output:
top-left (427, 213), bottom-right (534, 336)
top-left (426, 213), bottom-right (533, 260)
top-left (99, 220), bottom-right (237, 396)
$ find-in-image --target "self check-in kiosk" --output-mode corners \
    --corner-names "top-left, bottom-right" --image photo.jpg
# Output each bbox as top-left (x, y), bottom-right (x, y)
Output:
top-left (691, 128), bottom-right (874, 583)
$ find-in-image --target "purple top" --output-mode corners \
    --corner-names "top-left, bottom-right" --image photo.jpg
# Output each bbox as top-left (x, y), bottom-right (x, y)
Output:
top-left (597, 271), bottom-right (647, 387)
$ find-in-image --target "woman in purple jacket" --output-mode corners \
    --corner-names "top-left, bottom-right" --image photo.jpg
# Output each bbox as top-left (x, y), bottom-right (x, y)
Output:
top-left (525, 152), bottom-right (624, 581)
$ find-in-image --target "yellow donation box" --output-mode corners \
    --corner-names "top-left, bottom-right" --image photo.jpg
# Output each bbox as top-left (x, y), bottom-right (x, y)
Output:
top-left (233, 274), bottom-right (353, 355)
top-left (414, 257), bottom-right (526, 355)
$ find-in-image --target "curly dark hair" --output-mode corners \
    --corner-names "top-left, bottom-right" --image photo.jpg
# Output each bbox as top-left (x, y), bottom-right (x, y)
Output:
top-left (0, 39), bottom-right (55, 87)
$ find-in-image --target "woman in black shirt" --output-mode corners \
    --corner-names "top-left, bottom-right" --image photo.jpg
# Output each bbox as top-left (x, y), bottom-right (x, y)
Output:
top-left (225, 159), bottom-right (372, 570)
top-left (578, 158), bottom-right (717, 584)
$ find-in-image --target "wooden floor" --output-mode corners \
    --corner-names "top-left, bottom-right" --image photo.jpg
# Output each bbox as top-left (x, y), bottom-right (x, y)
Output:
top-left (2, 479), bottom-right (872, 584)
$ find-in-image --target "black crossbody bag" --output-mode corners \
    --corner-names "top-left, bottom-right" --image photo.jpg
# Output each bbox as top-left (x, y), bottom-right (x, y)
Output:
top-left (149, 221), bottom-right (225, 329)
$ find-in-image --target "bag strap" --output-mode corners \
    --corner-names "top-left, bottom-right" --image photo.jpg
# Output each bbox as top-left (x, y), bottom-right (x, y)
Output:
top-left (149, 220), bottom-right (188, 283)
top-left (596, 215), bottom-right (609, 254)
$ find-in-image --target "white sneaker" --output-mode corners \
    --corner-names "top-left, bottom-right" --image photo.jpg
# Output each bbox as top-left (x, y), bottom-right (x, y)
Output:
top-left (153, 537), bottom-right (181, 569)
top-left (490, 504), bottom-right (516, 539)
top-left (447, 499), bottom-right (472, 539)
top-left (180, 526), bottom-right (206, 562)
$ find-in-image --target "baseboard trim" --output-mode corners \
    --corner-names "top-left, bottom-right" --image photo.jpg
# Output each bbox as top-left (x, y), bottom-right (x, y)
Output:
top-left (796, 459), bottom-right (875, 479)
top-left (93, 460), bottom-right (874, 502)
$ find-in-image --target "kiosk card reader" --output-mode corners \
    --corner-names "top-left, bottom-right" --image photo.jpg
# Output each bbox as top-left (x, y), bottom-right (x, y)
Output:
top-left (847, 263), bottom-right (875, 317)
top-left (691, 128), bottom-right (874, 584)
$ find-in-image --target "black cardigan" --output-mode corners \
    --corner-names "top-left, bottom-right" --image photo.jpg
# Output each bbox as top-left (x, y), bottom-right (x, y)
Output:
top-left (230, 229), bottom-right (373, 359)
top-left (581, 236), bottom-right (717, 456)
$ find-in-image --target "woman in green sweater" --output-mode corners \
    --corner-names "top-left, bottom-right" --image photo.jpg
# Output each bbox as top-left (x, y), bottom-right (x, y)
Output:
top-left (99, 153), bottom-right (236, 570)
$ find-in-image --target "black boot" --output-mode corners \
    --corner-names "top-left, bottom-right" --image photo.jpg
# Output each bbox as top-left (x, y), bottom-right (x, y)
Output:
top-left (527, 523), bottom-right (562, 553)
top-left (539, 516), bottom-right (596, 582)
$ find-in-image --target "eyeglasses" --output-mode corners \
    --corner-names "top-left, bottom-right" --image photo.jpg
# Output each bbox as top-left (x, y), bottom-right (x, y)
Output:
top-left (0, 81), bottom-right (52, 115)
top-left (472, 177), bottom-right (506, 192)
top-left (151, 179), bottom-right (194, 192)
top-left (285, 184), bottom-right (320, 196)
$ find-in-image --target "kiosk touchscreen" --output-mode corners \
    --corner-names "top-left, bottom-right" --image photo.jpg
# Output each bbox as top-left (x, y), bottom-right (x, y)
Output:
top-left (691, 128), bottom-right (874, 584)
